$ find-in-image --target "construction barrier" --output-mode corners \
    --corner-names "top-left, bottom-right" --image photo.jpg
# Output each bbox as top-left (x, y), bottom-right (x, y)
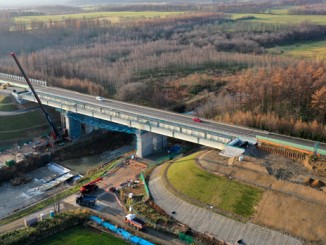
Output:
top-left (179, 232), bottom-right (193, 244)
top-left (257, 135), bottom-right (326, 156)
top-left (89, 215), bottom-right (155, 245)
top-left (140, 172), bottom-right (150, 199)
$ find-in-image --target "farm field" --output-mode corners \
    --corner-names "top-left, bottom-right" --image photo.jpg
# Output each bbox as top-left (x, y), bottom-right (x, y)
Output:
top-left (33, 226), bottom-right (129, 245)
top-left (268, 40), bottom-right (326, 59)
top-left (15, 11), bottom-right (184, 24)
top-left (167, 153), bottom-right (263, 217)
top-left (232, 13), bottom-right (326, 25)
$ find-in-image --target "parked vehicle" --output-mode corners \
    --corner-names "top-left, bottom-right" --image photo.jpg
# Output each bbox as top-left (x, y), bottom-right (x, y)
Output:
top-left (124, 214), bottom-right (145, 230)
top-left (75, 195), bottom-right (97, 206)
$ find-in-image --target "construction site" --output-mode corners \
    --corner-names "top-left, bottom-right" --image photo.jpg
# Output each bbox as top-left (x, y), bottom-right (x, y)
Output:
top-left (0, 76), bottom-right (326, 244)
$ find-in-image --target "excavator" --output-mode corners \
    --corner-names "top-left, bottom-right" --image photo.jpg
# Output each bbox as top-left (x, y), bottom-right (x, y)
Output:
top-left (80, 177), bottom-right (103, 195)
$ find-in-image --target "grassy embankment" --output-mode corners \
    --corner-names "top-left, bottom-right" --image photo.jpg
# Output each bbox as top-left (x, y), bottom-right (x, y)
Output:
top-left (0, 95), bottom-right (16, 111)
top-left (167, 153), bottom-right (263, 218)
top-left (15, 11), bottom-right (184, 24)
top-left (33, 226), bottom-right (128, 245)
top-left (0, 109), bottom-right (48, 141)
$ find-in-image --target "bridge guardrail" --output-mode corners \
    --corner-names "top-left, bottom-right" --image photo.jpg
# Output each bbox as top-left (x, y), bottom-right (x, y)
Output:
top-left (0, 72), bottom-right (47, 86)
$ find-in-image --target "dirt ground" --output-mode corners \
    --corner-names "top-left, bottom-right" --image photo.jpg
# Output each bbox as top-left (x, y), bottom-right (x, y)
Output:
top-left (199, 148), bottom-right (326, 244)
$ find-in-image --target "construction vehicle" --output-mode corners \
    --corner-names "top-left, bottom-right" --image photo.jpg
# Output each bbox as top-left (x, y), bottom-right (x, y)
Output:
top-left (124, 214), bottom-right (145, 230)
top-left (80, 177), bottom-right (103, 195)
top-left (1, 82), bottom-right (10, 89)
top-left (10, 52), bottom-right (62, 141)
top-left (76, 195), bottom-right (97, 207)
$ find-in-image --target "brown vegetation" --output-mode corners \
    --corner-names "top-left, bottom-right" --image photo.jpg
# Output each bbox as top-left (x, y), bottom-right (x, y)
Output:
top-left (0, 3), bottom-right (325, 141)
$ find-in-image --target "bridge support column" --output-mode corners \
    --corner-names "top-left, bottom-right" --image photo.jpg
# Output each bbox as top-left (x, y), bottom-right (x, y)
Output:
top-left (84, 123), bottom-right (94, 134)
top-left (65, 113), bottom-right (82, 140)
top-left (136, 130), bottom-right (167, 158)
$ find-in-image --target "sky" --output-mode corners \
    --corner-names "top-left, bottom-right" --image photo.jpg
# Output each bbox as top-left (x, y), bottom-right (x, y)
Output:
top-left (0, 0), bottom-right (70, 8)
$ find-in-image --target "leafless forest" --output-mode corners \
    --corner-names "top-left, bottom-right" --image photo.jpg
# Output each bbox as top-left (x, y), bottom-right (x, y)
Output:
top-left (0, 1), bottom-right (325, 141)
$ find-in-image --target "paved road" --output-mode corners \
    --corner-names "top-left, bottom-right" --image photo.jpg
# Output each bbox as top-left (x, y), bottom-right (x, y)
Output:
top-left (2, 78), bottom-right (325, 152)
top-left (148, 165), bottom-right (303, 245)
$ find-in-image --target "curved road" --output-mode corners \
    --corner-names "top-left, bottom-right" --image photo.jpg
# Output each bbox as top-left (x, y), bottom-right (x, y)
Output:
top-left (148, 165), bottom-right (302, 245)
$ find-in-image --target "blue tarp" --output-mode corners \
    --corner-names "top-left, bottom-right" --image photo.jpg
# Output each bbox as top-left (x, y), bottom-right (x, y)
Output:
top-left (102, 221), bottom-right (118, 232)
top-left (89, 216), bottom-right (155, 245)
top-left (129, 236), bottom-right (142, 244)
top-left (118, 229), bottom-right (133, 240)
top-left (138, 238), bottom-right (155, 245)
top-left (90, 216), bottom-right (103, 225)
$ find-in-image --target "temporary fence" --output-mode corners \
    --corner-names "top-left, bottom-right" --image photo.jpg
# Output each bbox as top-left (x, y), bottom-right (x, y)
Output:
top-left (179, 232), bottom-right (193, 244)
top-left (90, 215), bottom-right (155, 245)
top-left (140, 172), bottom-right (150, 200)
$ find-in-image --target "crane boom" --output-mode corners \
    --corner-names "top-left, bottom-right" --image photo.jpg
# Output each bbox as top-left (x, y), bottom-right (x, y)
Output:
top-left (10, 52), bottom-right (61, 140)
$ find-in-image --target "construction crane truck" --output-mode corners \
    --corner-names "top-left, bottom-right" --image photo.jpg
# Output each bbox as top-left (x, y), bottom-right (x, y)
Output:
top-left (80, 177), bottom-right (103, 195)
top-left (10, 52), bottom-right (62, 141)
top-left (124, 214), bottom-right (145, 230)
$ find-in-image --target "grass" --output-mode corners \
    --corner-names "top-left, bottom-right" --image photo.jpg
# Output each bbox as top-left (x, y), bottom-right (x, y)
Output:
top-left (167, 153), bottom-right (263, 218)
top-left (33, 226), bottom-right (128, 245)
top-left (231, 13), bottom-right (326, 25)
top-left (0, 110), bottom-right (47, 131)
top-left (0, 110), bottom-right (49, 141)
top-left (15, 11), bottom-right (184, 24)
top-left (0, 95), bottom-right (16, 111)
top-left (268, 40), bottom-right (326, 58)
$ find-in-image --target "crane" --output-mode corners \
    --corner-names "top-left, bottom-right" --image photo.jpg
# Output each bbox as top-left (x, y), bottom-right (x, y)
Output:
top-left (10, 52), bottom-right (62, 140)
top-left (80, 177), bottom-right (103, 194)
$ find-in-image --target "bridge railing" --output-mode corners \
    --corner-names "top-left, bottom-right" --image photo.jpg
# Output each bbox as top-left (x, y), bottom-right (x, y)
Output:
top-left (0, 72), bottom-right (47, 86)
top-left (33, 92), bottom-right (234, 144)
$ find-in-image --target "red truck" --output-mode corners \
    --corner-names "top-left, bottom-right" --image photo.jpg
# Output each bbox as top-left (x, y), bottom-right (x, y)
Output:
top-left (124, 214), bottom-right (145, 230)
top-left (80, 177), bottom-right (103, 195)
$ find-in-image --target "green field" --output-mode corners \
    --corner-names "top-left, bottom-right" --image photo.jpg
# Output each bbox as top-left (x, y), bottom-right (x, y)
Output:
top-left (232, 13), bottom-right (326, 25)
top-left (268, 40), bottom-right (326, 58)
top-left (33, 226), bottom-right (129, 245)
top-left (167, 153), bottom-right (263, 217)
top-left (15, 11), bottom-right (184, 24)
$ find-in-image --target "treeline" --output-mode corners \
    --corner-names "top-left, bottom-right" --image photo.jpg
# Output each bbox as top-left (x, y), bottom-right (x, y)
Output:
top-left (288, 4), bottom-right (326, 15)
top-left (195, 62), bottom-right (326, 141)
top-left (0, 10), bottom-right (325, 141)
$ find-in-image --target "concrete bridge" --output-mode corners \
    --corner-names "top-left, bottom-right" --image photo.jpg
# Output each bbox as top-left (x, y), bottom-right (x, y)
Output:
top-left (1, 73), bottom-right (325, 157)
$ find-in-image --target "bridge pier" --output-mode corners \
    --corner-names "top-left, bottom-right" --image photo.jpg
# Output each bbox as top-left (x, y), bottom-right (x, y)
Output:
top-left (84, 124), bottom-right (94, 134)
top-left (65, 113), bottom-right (82, 140)
top-left (136, 130), bottom-right (167, 158)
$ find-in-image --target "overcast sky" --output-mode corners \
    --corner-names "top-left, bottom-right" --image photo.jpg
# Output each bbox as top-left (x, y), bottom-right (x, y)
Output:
top-left (0, 0), bottom-right (70, 8)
